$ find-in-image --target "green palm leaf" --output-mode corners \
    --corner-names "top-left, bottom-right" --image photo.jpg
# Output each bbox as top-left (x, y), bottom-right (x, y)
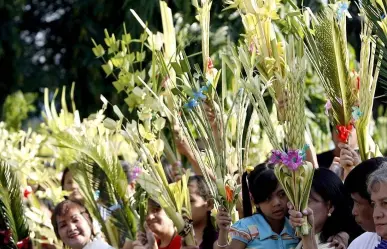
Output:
top-left (304, 8), bottom-right (356, 126)
top-left (0, 161), bottom-right (30, 249)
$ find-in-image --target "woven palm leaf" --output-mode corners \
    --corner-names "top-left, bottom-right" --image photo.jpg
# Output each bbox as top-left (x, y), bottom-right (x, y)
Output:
top-left (304, 7), bottom-right (357, 127)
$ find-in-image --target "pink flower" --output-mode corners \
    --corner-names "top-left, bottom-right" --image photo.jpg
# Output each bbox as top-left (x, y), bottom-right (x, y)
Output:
top-left (281, 150), bottom-right (303, 171)
top-left (269, 150), bottom-right (285, 164)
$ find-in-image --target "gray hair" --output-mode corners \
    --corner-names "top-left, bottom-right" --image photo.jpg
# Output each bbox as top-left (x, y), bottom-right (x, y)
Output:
top-left (367, 162), bottom-right (387, 193)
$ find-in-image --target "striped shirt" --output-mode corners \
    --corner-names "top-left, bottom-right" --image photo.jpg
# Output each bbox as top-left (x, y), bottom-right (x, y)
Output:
top-left (230, 213), bottom-right (299, 249)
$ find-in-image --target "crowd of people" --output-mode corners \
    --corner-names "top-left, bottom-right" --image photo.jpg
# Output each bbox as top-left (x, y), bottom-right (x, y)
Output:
top-left (47, 126), bottom-right (387, 249)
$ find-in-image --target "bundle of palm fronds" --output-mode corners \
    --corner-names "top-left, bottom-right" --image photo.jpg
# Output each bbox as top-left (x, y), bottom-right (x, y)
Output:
top-left (233, 33), bottom-right (314, 235)
top-left (120, 112), bottom-right (196, 246)
top-left (0, 160), bottom-right (31, 249)
top-left (225, 0), bottom-right (294, 122)
top-left (303, 2), bottom-right (359, 144)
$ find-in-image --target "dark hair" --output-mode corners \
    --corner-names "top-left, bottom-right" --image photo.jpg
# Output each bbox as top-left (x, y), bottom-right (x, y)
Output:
top-left (312, 168), bottom-right (361, 242)
top-left (188, 176), bottom-right (217, 249)
top-left (51, 199), bottom-right (94, 239)
top-left (344, 157), bottom-right (387, 202)
top-left (61, 168), bottom-right (71, 190)
top-left (242, 163), bottom-right (278, 217)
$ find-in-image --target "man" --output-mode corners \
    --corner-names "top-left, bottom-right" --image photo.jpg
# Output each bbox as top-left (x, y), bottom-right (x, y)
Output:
top-left (345, 157), bottom-right (387, 248)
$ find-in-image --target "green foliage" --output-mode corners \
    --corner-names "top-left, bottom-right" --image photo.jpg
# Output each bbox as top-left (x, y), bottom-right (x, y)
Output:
top-left (0, 161), bottom-right (30, 249)
top-left (2, 91), bottom-right (37, 131)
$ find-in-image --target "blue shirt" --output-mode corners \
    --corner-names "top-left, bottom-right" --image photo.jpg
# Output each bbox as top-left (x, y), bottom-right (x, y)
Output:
top-left (230, 213), bottom-right (299, 249)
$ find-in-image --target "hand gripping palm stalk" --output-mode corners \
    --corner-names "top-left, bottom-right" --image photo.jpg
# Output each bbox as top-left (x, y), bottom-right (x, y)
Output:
top-left (237, 35), bottom-right (314, 236)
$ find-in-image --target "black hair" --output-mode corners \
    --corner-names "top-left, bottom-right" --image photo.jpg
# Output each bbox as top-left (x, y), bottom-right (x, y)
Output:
top-left (61, 167), bottom-right (70, 190)
top-left (344, 157), bottom-right (387, 202)
top-left (242, 163), bottom-right (278, 217)
top-left (188, 176), bottom-right (217, 249)
top-left (312, 168), bottom-right (362, 242)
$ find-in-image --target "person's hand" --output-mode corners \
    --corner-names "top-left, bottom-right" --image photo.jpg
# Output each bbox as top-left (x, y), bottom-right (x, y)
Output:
top-left (338, 143), bottom-right (361, 180)
top-left (329, 157), bottom-right (343, 178)
top-left (338, 143), bottom-right (360, 168)
top-left (327, 232), bottom-right (349, 249)
top-left (288, 203), bottom-right (314, 231)
top-left (121, 239), bottom-right (134, 249)
top-left (216, 207), bottom-right (232, 232)
top-left (131, 240), bottom-right (147, 249)
top-left (135, 224), bottom-right (157, 249)
top-left (173, 123), bottom-right (192, 158)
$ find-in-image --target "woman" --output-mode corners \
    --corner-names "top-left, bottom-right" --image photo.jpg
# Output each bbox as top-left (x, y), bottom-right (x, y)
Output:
top-left (290, 168), bottom-right (361, 248)
top-left (51, 200), bottom-right (114, 249)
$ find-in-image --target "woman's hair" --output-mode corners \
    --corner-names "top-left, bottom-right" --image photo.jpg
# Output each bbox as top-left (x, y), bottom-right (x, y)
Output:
top-left (312, 168), bottom-right (361, 242)
top-left (242, 163), bottom-right (278, 217)
top-left (188, 176), bottom-right (217, 249)
top-left (367, 162), bottom-right (387, 193)
top-left (51, 199), bottom-right (94, 239)
top-left (61, 167), bottom-right (71, 190)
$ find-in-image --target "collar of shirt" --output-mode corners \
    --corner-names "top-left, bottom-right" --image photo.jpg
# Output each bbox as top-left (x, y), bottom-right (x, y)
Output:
top-left (257, 214), bottom-right (294, 240)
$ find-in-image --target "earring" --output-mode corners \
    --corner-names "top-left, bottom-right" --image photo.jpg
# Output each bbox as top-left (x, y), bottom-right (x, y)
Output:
top-left (328, 213), bottom-right (331, 217)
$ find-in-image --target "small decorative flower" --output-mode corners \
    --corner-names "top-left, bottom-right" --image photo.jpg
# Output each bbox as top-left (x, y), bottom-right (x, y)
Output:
top-left (94, 190), bottom-right (100, 201)
top-left (282, 150), bottom-right (303, 171)
top-left (130, 166), bottom-right (142, 182)
top-left (337, 124), bottom-right (353, 143)
top-left (337, 2), bottom-right (349, 20)
top-left (193, 90), bottom-right (207, 101)
top-left (23, 186), bottom-right (32, 198)
top-left (207, 57), bottom-right (214, 71)
top-left (352, 106), bottom-right (363, 121)
top-left (300, 144), bottom-right (310, 161)
top-left (382, 14), bottom-right (386, 20)
top-left (325, 100), bottom-right (332, 115)
top-left (225, 185), bottom-right (234, 202)
top-left (17, 237), bottom-right (30, 249)
top-left (184, 99), bottom-right (198, 110)
top-left (0, 230), bottom-right (11, 244)
top-left (269, 150), bottom-right (285, 164)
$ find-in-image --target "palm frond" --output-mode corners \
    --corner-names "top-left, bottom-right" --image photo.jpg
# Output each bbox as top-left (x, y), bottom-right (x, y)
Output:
top-left (304, 7), bottom-right (356, 126)
top-left (54, 128), bottom-right (138, 241)
top-left (0, 160), bottom-right (30, 249)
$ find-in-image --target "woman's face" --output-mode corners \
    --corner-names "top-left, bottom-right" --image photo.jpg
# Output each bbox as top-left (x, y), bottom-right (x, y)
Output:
top-left (189, 181), bottom-right (212, 226)
top-left (308, 189), bottom-right (333, 234)
top-left (146, 200), bottom-right (174, 235)
top-left (63, 172), bottom-right (83, 202)
top-left (257, 184), bottom-right (288, 221)
top-left (371, 182), bottom-right (387, 240)
top-left (56, 207), bottom-right (92, 249)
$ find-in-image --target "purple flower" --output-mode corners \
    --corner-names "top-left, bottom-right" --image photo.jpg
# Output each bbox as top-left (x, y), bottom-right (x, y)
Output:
top-left (282, 150), bottom-right (303, 171)
top-left (269, 150), bottom-right (285, 164)
top-left (130, 166), bottom-right (142, 182)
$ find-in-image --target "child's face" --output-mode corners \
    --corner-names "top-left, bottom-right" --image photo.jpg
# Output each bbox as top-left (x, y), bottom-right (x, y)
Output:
top-left (146, 200), bottom-right (174, 235)
top-left (257, 184), bottom-right (288, 221)
top-left (189, 181), bottom-right (212, 226)
top-left (56, 207), bottom-right (92, 249)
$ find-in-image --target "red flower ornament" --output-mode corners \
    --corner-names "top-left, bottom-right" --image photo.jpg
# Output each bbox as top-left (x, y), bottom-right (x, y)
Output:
top-left (337, 124), bottom-right (353, 143)
top-left (23, 186), bottom-right (32, 198)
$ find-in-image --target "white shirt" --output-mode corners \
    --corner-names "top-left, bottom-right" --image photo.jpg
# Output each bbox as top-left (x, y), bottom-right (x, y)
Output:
top-left (348, 232), bottom-right (381, 249)
top-left (83, 238), bottom-right (115, 249)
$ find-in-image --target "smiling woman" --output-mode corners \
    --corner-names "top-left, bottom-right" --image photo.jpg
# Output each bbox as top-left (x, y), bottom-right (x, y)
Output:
top-left (51, 200), bottom-right (114, 249)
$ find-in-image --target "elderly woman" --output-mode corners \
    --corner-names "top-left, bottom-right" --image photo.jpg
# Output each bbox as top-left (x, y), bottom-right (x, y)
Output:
top-left (367, 163), bottom-right (387, 249)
